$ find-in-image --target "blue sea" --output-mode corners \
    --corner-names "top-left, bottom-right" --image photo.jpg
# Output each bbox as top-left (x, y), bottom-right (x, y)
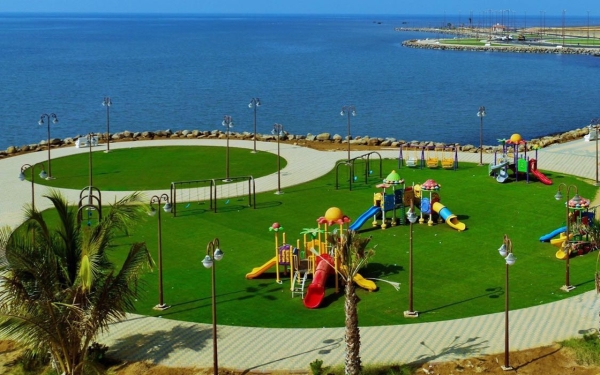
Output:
top-left (1, 13), bottom-right (599, 150)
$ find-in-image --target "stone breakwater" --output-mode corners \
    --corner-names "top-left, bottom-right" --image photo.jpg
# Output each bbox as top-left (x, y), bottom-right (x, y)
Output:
top-left (402, 39), bottom-right (600, 56)
top-left (0, 127), bottom-right (592, 159)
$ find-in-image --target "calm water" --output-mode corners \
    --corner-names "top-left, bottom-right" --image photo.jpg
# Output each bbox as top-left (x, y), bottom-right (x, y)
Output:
top-left (0, 13), bottom-right (599, 150)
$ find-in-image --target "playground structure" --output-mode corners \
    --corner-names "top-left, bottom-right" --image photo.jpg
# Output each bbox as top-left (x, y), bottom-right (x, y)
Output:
top-left (349, 171), bottom-right (467, 232)
top-left (488, 134), bottom-right (552, 185)
top-left (169, 175), bottom-right (256, 216)
top-left (245, 208), bottom-right (379, 309)
top-left (335, 151), bottom-right (383, 191)
top-left (398, 145), bottom-right (458, 171)
top-left (539, 196), bottom-right (598, 259)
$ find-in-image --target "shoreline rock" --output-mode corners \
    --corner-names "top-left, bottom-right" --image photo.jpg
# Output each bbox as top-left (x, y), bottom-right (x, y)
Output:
top-left (402, 39), bottom-right (600, 56)
top-left (0, 127), bottom-right (592, 159)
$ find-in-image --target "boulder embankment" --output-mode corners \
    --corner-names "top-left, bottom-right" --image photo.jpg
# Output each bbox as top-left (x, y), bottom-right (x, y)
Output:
top-left (402, 39), bottom-right (600, 56)
top-left (0, 126), bottom-right (593, 159)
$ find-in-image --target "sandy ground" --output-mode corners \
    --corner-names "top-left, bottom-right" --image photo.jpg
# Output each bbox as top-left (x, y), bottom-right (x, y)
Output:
top-left (2, 340), bottom-right (600, 375)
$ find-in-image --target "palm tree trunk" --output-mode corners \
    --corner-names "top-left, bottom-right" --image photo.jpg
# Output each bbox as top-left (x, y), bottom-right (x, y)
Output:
top-left (344, 281), bottom-right (361, 375)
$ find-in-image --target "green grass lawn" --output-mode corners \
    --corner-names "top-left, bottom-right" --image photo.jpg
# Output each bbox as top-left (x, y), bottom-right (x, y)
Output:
top-left (36, 148), bottom-right (599, 329)
top-left (25, 146), bottom-right (284, 191)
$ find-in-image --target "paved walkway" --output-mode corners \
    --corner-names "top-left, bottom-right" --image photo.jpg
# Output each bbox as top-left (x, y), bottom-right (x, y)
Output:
top-left (1, 137), bottom-right (599, 372)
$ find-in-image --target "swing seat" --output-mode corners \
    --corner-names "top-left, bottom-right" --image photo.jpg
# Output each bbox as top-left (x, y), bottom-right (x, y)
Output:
top-left (406, 157), bottom-right (418, 167)
top-left (441, 158), bottom-right (454, 169)
top-left (426, 158), bottom-right (439, 168)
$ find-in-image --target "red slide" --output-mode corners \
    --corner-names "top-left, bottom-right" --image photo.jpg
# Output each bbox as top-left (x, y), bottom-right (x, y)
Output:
top-left (529, 159), bottom-right (552, 185)
top-left (303, 254), bottom-right (334, 309)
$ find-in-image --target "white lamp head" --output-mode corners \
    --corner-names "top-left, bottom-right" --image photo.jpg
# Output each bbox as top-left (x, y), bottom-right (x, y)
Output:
top-left (214, 248), bottom-right (224, 261)
top-left (18, 172), bottom-right (25, 181)
top-left (202, 255), bottom-right (213, 269)
top-left (505, 253), bottom-right (516, 266)
top-left (163, 202), bottom-right (172, 213)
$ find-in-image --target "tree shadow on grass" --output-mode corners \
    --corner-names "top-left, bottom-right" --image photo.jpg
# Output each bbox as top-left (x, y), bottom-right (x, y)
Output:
top-left (107, 323), bottom-right (211, 365)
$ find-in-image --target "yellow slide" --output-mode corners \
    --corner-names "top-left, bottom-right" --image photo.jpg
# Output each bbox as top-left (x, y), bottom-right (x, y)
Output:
top-left (245, 257), bottom-right (277, 279)
top-left (550, 232), bottom-right (572, 248)
top-left (353, 273), bottom-right (377, 291)
top-left (556, 248), bottom-right (569, 260)
top-left (432, 202), bottom-right (466, 232)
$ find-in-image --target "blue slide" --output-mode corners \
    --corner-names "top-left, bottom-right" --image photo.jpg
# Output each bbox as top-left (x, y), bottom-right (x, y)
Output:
top-left (349, 206), bottom-right (381, 231)
top-left (539, 226), bottom-right (566, 242)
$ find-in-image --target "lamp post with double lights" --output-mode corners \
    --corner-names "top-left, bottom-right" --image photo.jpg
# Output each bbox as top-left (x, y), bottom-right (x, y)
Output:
top-left (554, 183), bottom-right (581, 292)
top-left (102, 97), bottom-right (112, 153)
top-left (498, 234), bottom-right (517, 371)
top-left (202, 238), bottom-right (224, 375)
top-left (272, 123), bottom-right (285, 195)
top-left (148, 194), bottom-right (172, 310)
top-left (39, 113), bottom-right (59, 179)
top-left (222, 115), bottom-right (234, 182)
top-left (404, 200), bottom-right (419, 318)
top-left (18, 163), bottom-right (47, 210)
top-left (248, 98), bottom-right (261, 153)
top-left (590, 118), bottom-right (600, 186)
top-left (477, 106), bottom-right (486, 166)
top-left (340, 105), bottom-right (356, 164)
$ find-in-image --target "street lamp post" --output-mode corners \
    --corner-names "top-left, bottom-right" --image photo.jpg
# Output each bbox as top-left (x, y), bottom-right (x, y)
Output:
top-left (149, 194), bottom-right (172, 310)
top-left (404, 200), bottom-right (419, 318)
top-left (202, 238), bottom-right (224, 375)
top-left (222, 115), bottom-right (234, 182)
top-left (477, 106), bottom-right (486, 166)
top-left (498, 234), bottom-right (516, 371)
top-left (39, 113), bottom-right (59, 179)
top-left (248, 98), bottom-right (261, 153)
top-left (272, 123), bottom-right (284, 195)
top-left (554, 183), bottom-right (581, 292)
top-left (340, 105), bottom-right (356, 164)
top-left (102, 97), bottom-right (112, 153)
top-left (18, 163), bottom-right (48, 210)
top-left (87, 133), bottom-right (94, 187)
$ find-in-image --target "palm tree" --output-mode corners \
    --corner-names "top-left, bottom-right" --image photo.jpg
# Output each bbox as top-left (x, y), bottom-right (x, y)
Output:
top-left (0, 190), bottom-right (153, 375)
top-left (328, 229), bottom-right (375, 375)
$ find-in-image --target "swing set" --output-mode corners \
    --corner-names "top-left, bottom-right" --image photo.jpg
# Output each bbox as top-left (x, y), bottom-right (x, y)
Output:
top-left (170, 175), bottom-right (256, 217)
top-left (399, 145), bottom-right (458, 170)
top-left (335, 151), bottom-right (383, 191)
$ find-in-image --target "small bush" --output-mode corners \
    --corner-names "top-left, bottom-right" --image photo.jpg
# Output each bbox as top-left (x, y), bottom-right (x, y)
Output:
top-left (310, 358), bottom-right (324, 375)
top-left (562, 332), bottom-right (600, 366)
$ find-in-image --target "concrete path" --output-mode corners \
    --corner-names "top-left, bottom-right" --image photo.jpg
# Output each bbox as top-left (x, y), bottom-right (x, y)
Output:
top-left (1, 137), bottom-right (599, 372)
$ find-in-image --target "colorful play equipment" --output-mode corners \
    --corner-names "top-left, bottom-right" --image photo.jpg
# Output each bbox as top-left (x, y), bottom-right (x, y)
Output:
top-left (539, 196), bottom-right (598, 259)
top-left (349, 171), bottom-right (466, 232)
top-left (246, 208), bottom-right (378, 309)
top-left (349, 170), bottom-right (406, 231)
top-left (488, 135), bottom-right (552, 185)
top-left (399, 145), bottom-right (458, 171)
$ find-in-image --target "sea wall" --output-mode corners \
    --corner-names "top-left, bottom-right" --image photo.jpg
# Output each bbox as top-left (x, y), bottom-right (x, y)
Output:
top-left (0, 126), bottom-right (592, 159)
top-left (402, 39), bottom-right (600, 56)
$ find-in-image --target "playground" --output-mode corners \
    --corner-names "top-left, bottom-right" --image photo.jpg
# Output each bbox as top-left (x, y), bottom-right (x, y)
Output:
top-left (24, 142), bottom-right (598, 330)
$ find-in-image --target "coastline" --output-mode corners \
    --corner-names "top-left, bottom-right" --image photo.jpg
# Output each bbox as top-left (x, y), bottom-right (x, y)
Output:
top-left (0, 126), bottom-right (592, 160)
top-left (402, 38), bottom-right (600, 56)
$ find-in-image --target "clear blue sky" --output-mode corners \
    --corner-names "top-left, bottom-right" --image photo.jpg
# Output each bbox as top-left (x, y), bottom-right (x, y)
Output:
top-left (0, 1), bottom-right (596, 16)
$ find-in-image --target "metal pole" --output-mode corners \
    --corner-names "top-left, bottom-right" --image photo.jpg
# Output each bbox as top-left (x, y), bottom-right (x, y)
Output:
top-left (157, 203), bottom-right (164, 307)
top-left (47, 120), bottom-right (51, 177)
top-left (347, 112), bottom-right (351, 163)
top-left (88, 134), bottom-right (93, 187)
top-left (249, 98), bottom-right (260, 154)
top-left (408, 211), bottom-right (414, 312)
top-left (477, 106), bottom-right (485, 166)
top-left (104, 97), bottom-right (111, 153)
top-left (277, 131), bottom-right (281, 193)
top-left (211, 255), bottom-right (218, 375)
top-left (222, 115), bottom-right (233, 182)
top-left (30, 168), bottom-right (35, 210)
top-left (253, 105), bottom-right (257, 153)
top-left (504, 259), bottom-right (510, 370)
